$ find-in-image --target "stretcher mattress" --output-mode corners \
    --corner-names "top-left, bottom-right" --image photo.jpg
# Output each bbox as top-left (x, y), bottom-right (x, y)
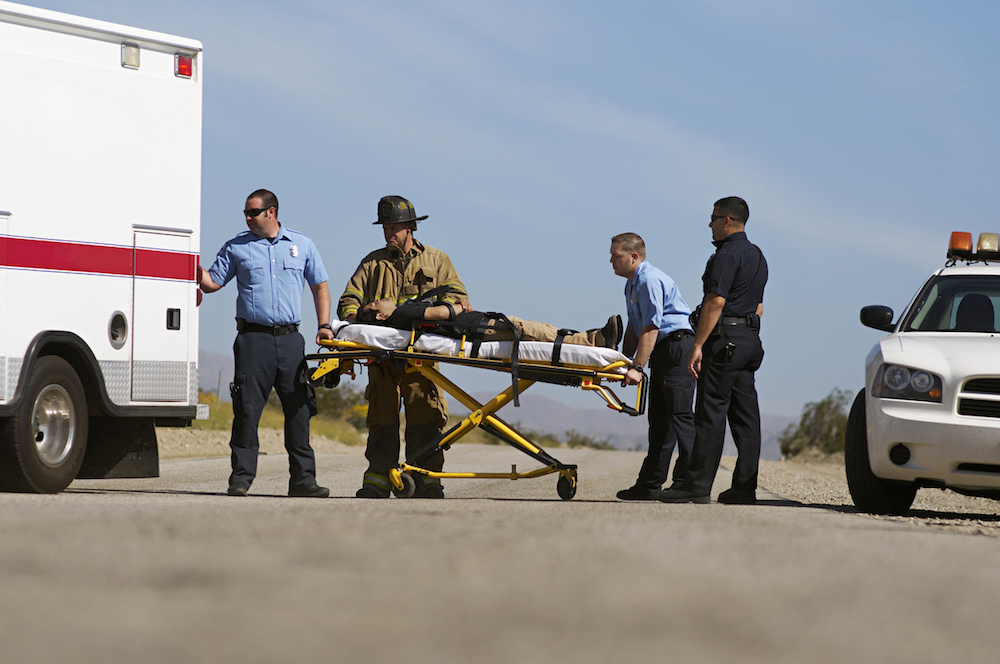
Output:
top-left (329, 321), bottom-right (630, 372)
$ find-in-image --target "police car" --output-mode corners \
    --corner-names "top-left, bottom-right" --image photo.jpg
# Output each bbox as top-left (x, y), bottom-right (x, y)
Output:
top-left (846, 232), bottom-right (1000, 515)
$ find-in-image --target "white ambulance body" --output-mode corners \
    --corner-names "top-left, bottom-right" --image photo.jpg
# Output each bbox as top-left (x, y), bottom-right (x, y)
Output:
top-left (0, 1), bottom-right (204, 492)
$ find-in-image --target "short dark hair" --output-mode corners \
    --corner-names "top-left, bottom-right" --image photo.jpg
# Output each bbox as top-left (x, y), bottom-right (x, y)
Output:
top-left (611, 232), bottom-right (646, 259)
top-left (248, 189), bottom-right (278, 215)
top-left (714, 196), bottom-right (749, 225)
top-left (356, 307), bottom-right (377, 324)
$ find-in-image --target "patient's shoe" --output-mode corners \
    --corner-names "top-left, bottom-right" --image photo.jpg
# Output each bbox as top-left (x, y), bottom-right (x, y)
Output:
top-left (600, 315), bottom-right (623, 350)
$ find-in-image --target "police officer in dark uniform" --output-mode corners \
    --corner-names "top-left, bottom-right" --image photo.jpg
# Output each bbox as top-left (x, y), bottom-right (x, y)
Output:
top-left (658, 196), bottom-right (767, 505)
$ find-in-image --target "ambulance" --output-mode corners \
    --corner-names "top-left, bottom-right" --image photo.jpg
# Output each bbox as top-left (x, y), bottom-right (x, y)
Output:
top-left (0, 1), bottom-right (205, 492)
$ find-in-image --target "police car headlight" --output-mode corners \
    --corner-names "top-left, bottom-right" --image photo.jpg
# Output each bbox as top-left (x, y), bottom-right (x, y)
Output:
top-left (873, 364), bottom-right (943, 402)
top-left (883, 365), bottom-right (910, 391)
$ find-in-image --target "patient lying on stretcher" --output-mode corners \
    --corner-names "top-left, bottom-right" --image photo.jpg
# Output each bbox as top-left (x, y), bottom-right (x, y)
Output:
top-left (357, 299), bottom-right (623, 350)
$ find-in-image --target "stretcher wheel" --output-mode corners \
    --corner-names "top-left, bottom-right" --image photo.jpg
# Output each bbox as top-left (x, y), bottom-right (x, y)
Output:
top-left (556, 475), bottom-right (576, 501)
top-left (392, 473), bottom-right (417, 499)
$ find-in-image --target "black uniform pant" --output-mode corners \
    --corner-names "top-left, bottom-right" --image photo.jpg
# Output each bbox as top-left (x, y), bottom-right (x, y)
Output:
top-left (684, 325), bottom-right (764, 496)
top-left (634, 333), bottom-right (696, 491)
top-left (229, 330), bottom-right (318, 490)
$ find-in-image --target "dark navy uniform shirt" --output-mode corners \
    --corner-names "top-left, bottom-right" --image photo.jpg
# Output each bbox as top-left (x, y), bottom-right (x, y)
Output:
top-left (701, 231), bottom-right (767, 317)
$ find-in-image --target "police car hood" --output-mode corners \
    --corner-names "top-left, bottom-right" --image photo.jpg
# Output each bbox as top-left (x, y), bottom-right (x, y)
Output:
top-left (895, 333), bottom-right (999, 359)
top-left (885, 334), bottom-right (1000, 378)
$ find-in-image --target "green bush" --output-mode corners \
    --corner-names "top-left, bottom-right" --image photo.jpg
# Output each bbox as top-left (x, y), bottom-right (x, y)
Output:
top-left (779, 387), bottom-right (853, 457)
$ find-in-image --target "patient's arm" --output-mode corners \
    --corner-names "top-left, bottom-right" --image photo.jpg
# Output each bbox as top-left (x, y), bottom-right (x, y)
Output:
top-left (421, 304), bottom-right (454, 321)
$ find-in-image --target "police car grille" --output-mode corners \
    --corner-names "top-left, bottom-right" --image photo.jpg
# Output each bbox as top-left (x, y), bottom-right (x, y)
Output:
top-left (963, 378), bottom-right (1000, 395)
top-left (958, 399), bottom-right (1000, 418)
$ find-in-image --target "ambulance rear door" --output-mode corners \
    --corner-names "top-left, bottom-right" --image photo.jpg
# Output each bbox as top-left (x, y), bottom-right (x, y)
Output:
top-left (131, 227), bottom-right (196, 403)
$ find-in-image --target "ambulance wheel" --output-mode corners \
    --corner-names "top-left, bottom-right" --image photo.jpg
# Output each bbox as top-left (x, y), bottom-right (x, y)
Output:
top-left (392, 473), bottom-right (417, 499)
top-left (557, 475), bottom-right (576, 500)
top-left (0, 356), bottom-right (88, 493)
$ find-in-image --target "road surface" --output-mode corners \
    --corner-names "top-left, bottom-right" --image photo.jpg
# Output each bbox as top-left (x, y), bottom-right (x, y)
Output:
top-left (0, 444), bottom-right (998, 664)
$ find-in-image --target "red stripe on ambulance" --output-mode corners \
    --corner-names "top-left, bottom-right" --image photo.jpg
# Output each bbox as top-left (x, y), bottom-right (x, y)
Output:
top-left (0, 237), bottom-right (196, 281)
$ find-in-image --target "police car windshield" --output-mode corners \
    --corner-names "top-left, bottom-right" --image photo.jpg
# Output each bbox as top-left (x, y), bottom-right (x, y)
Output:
top-left (903, 275), bottom-right (1000, 333)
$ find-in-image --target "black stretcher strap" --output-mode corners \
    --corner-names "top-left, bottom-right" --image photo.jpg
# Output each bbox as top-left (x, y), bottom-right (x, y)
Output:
top-left (550, 328), bottom-right (578, 366)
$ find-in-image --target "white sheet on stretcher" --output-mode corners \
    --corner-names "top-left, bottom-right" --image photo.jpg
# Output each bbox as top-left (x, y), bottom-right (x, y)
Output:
top-left (330, 321), bottom-right (630, 373)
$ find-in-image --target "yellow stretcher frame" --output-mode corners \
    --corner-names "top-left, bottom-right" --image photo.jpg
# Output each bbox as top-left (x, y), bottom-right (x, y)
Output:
top-left (306, 336), bottom-right (647, 500)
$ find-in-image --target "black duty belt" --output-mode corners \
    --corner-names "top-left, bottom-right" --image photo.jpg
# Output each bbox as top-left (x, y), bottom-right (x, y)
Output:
top-left (659, 329), bottom-right (694, 345)
top-left (237, 319), bottom-right (299, 336)
top-left (721, 315), bottom-right (759, 329)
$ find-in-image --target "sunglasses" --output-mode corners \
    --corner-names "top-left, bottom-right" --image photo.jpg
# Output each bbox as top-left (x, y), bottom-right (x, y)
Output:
top-left (244, 207), bottom-right (271, 217)
top-left (710, 214), bottom-right (729, 222)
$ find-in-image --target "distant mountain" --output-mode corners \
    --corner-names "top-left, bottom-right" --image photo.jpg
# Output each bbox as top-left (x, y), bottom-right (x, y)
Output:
top-left (197, 349), bottom-right (792, 461)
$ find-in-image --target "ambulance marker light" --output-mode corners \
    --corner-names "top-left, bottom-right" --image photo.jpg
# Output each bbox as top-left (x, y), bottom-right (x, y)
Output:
top-left (978, 233), bottom-right (1000, 260)
top-left (948, 232), bottom-right (973, 260)
top-left (175, 54), bottom-right (193, 78)
top-left (121, 43), bottom-right (140, 69)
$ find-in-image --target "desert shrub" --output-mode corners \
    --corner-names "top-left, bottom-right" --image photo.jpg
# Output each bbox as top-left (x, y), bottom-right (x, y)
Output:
top-left (779, 387), bottom-right (853, 457)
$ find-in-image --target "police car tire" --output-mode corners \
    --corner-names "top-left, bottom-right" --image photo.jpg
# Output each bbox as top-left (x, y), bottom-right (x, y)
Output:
top-left (0, 356), bottom-right (88, 493)
top-left (844, 390), bottom-right (916, 516)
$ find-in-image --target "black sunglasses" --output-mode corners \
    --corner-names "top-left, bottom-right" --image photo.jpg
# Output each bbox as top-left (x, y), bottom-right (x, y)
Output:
top-left (244, 207), bottom-right (271, 217)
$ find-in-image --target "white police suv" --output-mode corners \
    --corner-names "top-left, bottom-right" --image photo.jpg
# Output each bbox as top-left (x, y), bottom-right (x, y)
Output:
top-left (846, 232), bottom-right (1000, 515)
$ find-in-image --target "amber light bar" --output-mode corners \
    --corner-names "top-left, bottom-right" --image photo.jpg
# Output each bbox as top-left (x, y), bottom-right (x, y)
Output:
top-left (948, 232), bottom-right (973, 260)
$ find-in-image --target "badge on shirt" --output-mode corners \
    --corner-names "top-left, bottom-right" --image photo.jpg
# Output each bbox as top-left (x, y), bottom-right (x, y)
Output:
top-left (290, 245), bottom-right (299, 257)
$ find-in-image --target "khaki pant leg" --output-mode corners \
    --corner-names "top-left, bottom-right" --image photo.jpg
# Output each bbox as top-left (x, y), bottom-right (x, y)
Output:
top-left (508, 316), bottom-right (599, 346)
top-left (399, 369), bottom-right (449, 428)
top-left (400, 369), bottom-right (448, 473)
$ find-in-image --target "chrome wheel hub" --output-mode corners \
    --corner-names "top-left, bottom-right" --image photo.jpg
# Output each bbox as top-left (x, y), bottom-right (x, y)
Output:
top-left (31, 385), bottom-right (75, 467)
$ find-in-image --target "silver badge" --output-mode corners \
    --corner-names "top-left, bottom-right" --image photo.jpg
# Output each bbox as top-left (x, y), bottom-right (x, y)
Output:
top-left (290, 244), bottom-right (299, 257)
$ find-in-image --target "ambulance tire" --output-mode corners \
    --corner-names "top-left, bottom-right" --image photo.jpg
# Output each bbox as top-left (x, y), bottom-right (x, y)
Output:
top-left (0, 356), bottom-right (89, 493)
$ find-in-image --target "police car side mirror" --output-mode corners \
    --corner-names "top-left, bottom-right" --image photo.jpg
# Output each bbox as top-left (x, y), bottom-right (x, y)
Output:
top-left (860, 305), bottom-right (895, 332)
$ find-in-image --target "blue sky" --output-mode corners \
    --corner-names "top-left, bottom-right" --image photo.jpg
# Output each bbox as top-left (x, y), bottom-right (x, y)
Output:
top-left (27, 0), bottom-right (1000, 416)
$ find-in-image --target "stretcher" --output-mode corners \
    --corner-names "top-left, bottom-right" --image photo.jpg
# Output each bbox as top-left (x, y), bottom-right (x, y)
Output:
top-left (306, 320), bottom-right (647, 500)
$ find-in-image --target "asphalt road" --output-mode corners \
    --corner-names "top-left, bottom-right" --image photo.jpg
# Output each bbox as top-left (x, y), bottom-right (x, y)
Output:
top-left (1, 444), bottom-right (999, 664)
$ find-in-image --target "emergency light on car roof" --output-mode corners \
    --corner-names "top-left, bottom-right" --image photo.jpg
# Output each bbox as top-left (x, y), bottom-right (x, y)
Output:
top-left (947, 232), bottom-right (1000, 263)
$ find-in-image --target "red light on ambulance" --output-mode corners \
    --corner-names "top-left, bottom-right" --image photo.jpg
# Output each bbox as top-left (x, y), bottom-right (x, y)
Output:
top-left (175, 54), bottom-right (193, 78)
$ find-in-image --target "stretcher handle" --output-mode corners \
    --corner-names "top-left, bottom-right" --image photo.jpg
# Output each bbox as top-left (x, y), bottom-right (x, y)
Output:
top-left (618, 371), bottom-right (647, 417)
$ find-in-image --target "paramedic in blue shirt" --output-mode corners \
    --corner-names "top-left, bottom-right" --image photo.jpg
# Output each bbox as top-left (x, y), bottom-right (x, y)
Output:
top-left (610, 232), bottom-right (697, 501)
top-left (199, 189), bottom-right (334, 498)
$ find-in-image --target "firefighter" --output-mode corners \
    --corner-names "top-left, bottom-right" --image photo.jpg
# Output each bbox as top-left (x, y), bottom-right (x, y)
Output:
top-left (338, 196), bottom-right (468, 498)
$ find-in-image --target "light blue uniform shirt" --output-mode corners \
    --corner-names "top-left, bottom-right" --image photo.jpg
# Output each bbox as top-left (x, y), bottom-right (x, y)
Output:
top-left (208, 225), bottom-right (329, 326)
top-left (624, 260), bottom-right (693, 343)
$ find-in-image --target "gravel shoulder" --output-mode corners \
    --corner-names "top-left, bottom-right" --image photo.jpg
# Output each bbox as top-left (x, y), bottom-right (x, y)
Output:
top-left (756, 452), bottom-right (1000, 537)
